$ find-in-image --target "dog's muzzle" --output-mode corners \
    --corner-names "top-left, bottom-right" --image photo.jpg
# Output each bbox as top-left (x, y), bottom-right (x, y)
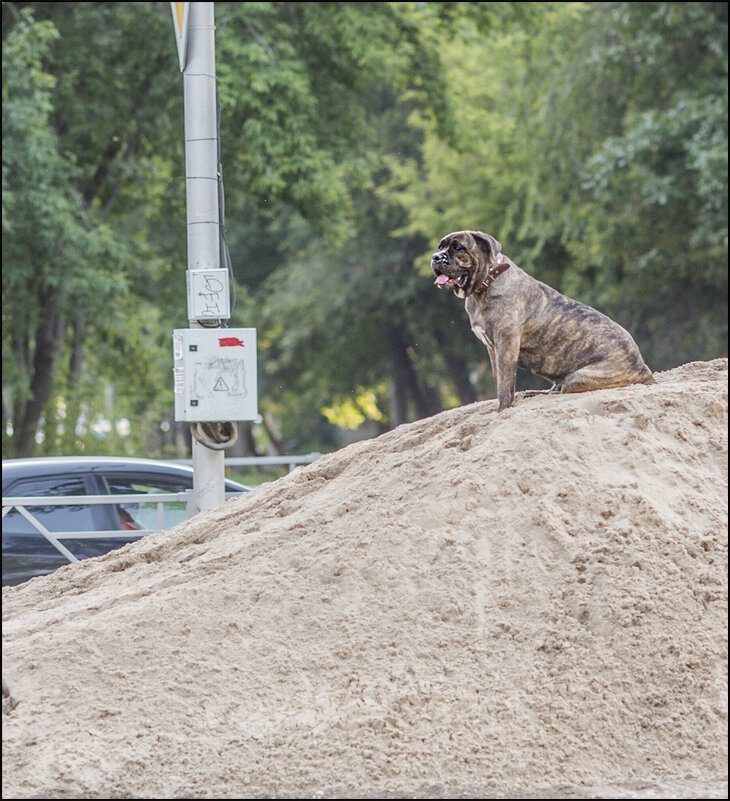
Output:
top-left (432, 252), bottom-right (469, 289)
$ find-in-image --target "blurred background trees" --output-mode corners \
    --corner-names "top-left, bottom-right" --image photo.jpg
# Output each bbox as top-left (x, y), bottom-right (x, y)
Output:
top-left (2, 1), bottom-right (727, 460)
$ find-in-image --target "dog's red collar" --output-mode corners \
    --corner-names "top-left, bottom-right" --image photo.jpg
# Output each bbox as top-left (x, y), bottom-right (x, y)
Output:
top-left (479, 254), bottom-right (510, 291)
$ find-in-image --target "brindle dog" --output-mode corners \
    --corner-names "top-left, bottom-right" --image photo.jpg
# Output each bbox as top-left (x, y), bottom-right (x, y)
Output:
top-left (432, 230), bottom-right (654, 411)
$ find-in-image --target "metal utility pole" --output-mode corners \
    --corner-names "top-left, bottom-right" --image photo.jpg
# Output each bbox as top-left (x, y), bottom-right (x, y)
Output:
top-left (181, 3), bottom-right (219, 283)
top-left (171, 2), bottom-right (258, 515)
top-left (178, 2), bottom-right (224, 514)
top-left (182, 3), bottom-right (224, 514)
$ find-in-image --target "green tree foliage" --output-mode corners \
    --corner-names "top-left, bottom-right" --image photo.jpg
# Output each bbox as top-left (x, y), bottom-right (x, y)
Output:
top-left (2, 9), bottom-right (126, 456)
top-left (219, 3), bottom-right (568, 448)
top-left (387, 2), bottom-right (727, 371)
top-left (564, 2), bottom-right (729, 367)
top-left (2, 3), bottom-right (190, 457)
top-left (216, 2), bottom-right (448, 239)
top-left (2, 2), bottom-right (727, 459)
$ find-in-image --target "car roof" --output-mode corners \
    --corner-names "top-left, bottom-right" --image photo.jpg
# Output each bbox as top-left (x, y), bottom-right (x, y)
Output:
top-left (3, 455), bottom-right (193, 468)
top-left (2, 456), bottom-right (249, 491)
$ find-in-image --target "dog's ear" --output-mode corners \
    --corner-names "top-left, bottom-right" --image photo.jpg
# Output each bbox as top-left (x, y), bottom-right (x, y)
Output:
top-left (470, 231), bottom-right (502, 263)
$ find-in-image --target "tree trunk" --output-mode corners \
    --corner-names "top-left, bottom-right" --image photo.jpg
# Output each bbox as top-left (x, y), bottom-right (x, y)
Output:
top-left (415, 382), bottom-right (442, 419)
top-left (262, 412), bottom-right (286, 455)
top-left (389, 325), bottom-right (442, 425)
top-left (241, 422), bottom-right (259, 456)
top-left (433, 327), bottom-right (477, 405)
top-left (62, 310), bottom-right (86, 452)
top-left (389, 327), bottom-right (414, 426)
top-left (173, 419), bottom-right (191, 459)
top-left (68, 309), bottom-right (86, 378)
top-left (14, 290), bottom-right (66, 457)
top-left (389, 375), bottom-right (409, 429)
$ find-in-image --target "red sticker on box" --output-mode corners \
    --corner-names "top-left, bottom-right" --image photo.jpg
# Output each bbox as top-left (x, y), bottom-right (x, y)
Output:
top-left (219, 337), bottom-right (245, 347)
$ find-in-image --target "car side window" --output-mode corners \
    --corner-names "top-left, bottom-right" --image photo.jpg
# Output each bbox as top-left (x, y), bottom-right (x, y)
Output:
top-left (3, 475), bottom-right (96, 534)
top-left (103, 476), bottom-right (191, 531)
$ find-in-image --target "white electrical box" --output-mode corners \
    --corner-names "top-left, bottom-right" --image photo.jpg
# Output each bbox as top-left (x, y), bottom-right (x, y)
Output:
top-left (173, 328), bottom-right (257, 422)
top-left (186, 268), bottom-right (231, 321)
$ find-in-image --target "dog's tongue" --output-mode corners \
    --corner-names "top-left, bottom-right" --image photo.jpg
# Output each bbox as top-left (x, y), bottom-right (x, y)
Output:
top-left (434, 274), bottom-right (451, 286)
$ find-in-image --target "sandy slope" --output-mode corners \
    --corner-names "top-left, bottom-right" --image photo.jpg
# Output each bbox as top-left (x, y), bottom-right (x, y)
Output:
top-left (2, 358), bottom-right (727, 799)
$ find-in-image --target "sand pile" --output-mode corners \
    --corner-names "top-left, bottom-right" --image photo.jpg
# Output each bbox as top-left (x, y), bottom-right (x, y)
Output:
top-left (2, 359), bottom-right (728, 799)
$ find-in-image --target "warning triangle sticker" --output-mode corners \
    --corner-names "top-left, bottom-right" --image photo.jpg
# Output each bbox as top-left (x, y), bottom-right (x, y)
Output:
top-left (213, 377), bottom-right (229, 392)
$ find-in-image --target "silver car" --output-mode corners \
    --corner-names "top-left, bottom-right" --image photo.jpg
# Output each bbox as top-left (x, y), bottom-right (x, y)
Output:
top-left (2, 456), bottom-right (249, 586)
